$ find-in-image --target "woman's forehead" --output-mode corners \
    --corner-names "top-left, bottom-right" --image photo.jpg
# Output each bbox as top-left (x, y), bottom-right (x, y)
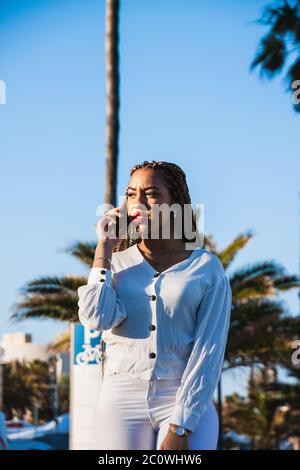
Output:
top-left (128, 169), bottom-right (165, 189)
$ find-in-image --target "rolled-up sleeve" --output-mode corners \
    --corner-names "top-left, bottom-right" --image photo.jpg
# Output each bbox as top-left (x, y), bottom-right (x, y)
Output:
top-left (77, 267), bottom-right (128, 331)
top-left (169, 272), bottom-right (232, 433)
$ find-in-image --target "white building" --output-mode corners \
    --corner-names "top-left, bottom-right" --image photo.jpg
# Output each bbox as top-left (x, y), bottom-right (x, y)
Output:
top-left (0, 332), bottom-right (70, 377)
top-left (1, 332), bottom-right (49, 363)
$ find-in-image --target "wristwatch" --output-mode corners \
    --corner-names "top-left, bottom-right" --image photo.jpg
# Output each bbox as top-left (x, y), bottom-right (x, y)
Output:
top-left (168, 424), bottom-right (191, 437)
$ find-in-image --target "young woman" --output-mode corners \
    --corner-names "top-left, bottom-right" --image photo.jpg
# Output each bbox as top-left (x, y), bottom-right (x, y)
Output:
top-left (77, 160), bottom-right (232, 450)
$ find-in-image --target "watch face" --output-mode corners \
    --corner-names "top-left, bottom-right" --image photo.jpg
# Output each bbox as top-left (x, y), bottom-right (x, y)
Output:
top-left (175, 427), bottom-right (185, 436)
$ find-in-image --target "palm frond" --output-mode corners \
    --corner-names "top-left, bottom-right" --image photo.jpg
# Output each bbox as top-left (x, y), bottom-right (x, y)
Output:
top-left (64, 240), bottom-right (97, 267)
top-left (47, 330), bottom-right (70, 353)
top-left (11, 292), bottom-right (79, 323)
top-left (251, 33), bottom-right (286, 77)
top-left (19, 275), bottom-right (88, 295)
top-left (218, 230), bottom-right (254, 269)
top-left (230, 260), bottom-right (286, 297)
top-left (273, 274), bottom-right (300, 291)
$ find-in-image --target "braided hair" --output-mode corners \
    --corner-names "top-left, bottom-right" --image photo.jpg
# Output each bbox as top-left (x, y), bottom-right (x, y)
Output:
top-left (100, 160), bottom-right (201, 378)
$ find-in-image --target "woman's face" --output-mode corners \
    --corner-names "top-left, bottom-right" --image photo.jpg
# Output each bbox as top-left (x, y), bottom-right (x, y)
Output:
top-left (126, 168), bottom-right (176, 238)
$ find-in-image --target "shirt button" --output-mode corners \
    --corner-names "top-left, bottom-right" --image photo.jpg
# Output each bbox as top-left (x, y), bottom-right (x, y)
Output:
top-left (100, 279), bottom-right (105, 282)
top-left (149, 324), bottom-right (156, 331)
top-left (149, 352), bottom-right (156, 358)
top-left (150, 295), bottom-right (156, 301)
top-left (100, 270), bottom-right (106, 274)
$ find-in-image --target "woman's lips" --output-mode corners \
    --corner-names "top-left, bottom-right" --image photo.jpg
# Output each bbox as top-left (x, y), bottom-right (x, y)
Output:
top-left (131, 211), bottom-right (148, 224)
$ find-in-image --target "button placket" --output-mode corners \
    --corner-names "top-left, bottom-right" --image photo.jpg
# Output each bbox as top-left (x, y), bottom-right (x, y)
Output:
top-left (148, 273), bottom-right (160, 373)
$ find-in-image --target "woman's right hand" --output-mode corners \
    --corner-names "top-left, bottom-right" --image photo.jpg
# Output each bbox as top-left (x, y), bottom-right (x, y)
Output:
top-left (96, 203), bottom-right (127, 250)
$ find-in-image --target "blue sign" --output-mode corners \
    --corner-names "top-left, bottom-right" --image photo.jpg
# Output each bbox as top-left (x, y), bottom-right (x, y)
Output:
top-left (73, 323), bottom-right (104, 365)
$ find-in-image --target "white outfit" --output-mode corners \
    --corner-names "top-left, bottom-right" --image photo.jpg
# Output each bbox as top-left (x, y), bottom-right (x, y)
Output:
top-left (94, 373), bottom-right (219, 450)
top-left (77, 243), bottom-right (232, 448)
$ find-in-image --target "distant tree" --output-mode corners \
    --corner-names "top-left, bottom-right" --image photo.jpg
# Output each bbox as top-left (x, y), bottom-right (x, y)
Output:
top-left (223, 365), bottom-right (300, 449)
top-left (3, 360), bottom-right (52, 422)
top-left (251, 0), bottom-right (300, 112)
top-left (3, 361), bottom-right (32, 420)
top-left (57, 373), bottom-right (70, 415)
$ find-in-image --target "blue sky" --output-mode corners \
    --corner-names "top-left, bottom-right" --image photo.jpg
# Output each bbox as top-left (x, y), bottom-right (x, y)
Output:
top-left (0, 0), bottom-right (299, 395)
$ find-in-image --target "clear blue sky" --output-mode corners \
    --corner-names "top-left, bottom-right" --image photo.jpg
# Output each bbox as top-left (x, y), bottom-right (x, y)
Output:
top-left (0, 0), bottom-right (299, 395)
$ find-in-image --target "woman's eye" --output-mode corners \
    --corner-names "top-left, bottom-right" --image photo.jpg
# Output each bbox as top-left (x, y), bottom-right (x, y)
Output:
top-left (127, 192), bottom-right (157, 198)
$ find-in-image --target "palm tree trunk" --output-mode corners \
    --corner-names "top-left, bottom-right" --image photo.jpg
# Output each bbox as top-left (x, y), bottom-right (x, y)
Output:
top-left (105, 0), bottom-right (120, 207)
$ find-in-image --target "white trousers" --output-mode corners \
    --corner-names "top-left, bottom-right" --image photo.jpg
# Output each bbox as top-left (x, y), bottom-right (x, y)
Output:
top-left (94, 371), bottom-right (219, 450)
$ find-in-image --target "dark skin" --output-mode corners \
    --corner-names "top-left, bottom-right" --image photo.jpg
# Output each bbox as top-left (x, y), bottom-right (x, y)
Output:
top-left (94, 168), bottom-right (193, 450)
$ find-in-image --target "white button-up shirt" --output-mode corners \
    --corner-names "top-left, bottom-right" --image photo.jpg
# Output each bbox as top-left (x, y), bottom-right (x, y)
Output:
top-left (77, 243), bottom-right (232, 433)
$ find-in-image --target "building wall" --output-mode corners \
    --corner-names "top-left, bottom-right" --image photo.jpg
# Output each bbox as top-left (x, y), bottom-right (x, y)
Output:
top-left (0, 333), bottom-right (70, 377)
top-left (1, 333), bottom-right (49, 363)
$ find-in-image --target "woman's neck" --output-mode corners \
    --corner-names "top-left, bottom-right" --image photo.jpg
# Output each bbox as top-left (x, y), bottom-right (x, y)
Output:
top-left (137, 238), bottom-right (186, 256)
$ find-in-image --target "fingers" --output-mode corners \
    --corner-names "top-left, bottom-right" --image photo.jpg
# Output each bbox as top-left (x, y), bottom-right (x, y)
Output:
top-left (115, 202), bottom-right (127, 216)
top-left (96, 203), bottom-right (129, 243)
top-left (104, 205), bottom-right (125, 220)
top-left (97, 207), bottom-right (123, 241)
top-left (102, 209), bottom-right (120, 225)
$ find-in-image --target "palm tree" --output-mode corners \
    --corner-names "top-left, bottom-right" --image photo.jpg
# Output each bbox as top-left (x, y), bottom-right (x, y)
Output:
top-left (3, 359), bottom-right (52, 422)
top-left (200, 229), bottom-right (300, 447)
top-left (223, 365), bottom-right (300, 449)
top-left (10, 274), bottom-right (87, 323)
top-left (47, 328), bottom-right (71, 354)
top-left (3, 360), bottom-right (32, 420)
top-left (105, 0), bottom-right (120, 207)
top-left (263, 365), bottom-right (300, 446)
top-left (251, 0), bottom-right (300, 112)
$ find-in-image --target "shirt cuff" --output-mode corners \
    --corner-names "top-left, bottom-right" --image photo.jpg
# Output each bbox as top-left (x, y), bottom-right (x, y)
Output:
top-left (169, 403), bottom-right (208, 433)
top-left (87, 267), bottom-right (113, 286)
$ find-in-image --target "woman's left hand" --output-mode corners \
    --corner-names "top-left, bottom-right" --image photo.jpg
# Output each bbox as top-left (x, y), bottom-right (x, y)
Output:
top-left (159, 431), bottom-right (189, 450)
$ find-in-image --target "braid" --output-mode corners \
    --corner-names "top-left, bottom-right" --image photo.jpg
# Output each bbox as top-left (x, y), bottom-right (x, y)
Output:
top-left (100, 337), bottom-right (105, 379)
top-left (112, 160), bottom-right (200, 254)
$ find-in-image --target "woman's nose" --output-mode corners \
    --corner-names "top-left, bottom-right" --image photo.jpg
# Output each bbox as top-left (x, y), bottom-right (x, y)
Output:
top-left (129, 203), bottom-right (149, 214)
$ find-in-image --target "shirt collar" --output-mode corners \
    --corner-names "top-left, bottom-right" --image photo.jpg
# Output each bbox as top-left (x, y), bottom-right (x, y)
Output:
top-left (129, 242), bottom-right (203, 275)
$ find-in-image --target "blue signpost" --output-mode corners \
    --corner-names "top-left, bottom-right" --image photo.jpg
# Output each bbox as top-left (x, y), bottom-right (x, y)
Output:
top-left (70, 323), bottom-right (103, 449)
